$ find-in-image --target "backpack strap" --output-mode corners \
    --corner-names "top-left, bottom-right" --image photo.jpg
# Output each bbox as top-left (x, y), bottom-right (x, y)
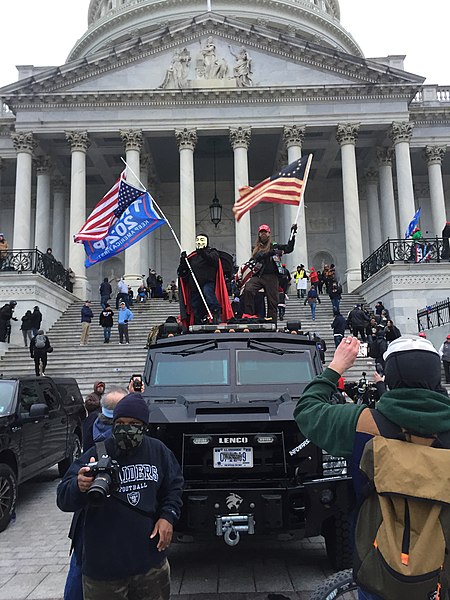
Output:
top-left (355, 408), bottom-right (405, 440)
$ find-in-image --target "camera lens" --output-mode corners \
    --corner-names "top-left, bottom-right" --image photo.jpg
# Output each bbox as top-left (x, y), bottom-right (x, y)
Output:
top-left (87, 473), bottom-right (112, 506)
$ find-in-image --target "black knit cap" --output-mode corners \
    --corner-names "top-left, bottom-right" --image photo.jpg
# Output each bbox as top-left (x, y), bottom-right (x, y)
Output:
top-left (113, 393), bottom-right (149, 424)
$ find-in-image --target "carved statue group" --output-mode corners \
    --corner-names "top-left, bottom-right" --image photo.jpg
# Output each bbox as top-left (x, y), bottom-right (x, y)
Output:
top-left (160, 38), bottom-right (253, 89)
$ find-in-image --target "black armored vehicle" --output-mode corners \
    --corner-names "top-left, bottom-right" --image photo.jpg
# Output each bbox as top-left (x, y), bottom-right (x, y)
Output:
top-left (143, 324), bottom-right (353, 568)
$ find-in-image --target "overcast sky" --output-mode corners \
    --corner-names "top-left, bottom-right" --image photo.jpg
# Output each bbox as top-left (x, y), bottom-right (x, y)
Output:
top-left (0, 0), bottom-right (448, 88)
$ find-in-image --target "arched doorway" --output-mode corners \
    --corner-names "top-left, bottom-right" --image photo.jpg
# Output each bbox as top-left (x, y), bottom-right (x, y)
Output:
top-left (311, 251), bottom-right (335, 270)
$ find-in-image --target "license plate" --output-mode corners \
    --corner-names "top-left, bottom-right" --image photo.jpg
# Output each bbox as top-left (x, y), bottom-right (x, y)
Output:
top-left (213, 447), bottom-right (253, 468)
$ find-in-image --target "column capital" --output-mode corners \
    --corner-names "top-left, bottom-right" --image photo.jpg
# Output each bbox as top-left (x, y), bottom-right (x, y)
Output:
top-left (283, 125), bottom-right (305, 150)
top-left (390, 121), bottom-right (413, 144)
top-left (377, 146), bottom-right (394, 167)
top-left (11, 132), bottom-right (36, 154)
top-left (364, 168), bottom-right (378, 184)
top-left (53, 176), bottom-right (67, 193)
top-left (34, 156), bottom-right (52, 175)
top-left (336, 123), bottom-right (360, 146)
top-left (120, 129), bottom-right (143, 152)
top-left (425, 145), bottom-right (447, 166)
top-left (175, 128), bottom-right (197, 151)
top-left (229, 126), bottom-right (251, 150)
top-left (65, 131), bottom-right (90, 153)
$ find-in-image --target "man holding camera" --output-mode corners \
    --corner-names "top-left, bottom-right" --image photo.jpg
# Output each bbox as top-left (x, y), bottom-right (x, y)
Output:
top-left (57, 393), bottom-right (184, 600)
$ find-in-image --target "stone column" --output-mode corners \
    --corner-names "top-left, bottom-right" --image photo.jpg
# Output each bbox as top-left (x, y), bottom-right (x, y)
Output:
top-left (66, 131), bottom-right (90, 299)
top-left (425, 145), bottom-right (447, 236)
top-left (175, 128), bottom-right (197, 253)
top-left (390, 122), bottom-right (416, 238)
top-left (230, 126), bottom-right (252, 266)
top-left (52, 177), bottom-right (67, 263)
top-left (377, 147), bottom-right (398, 240)
top-left (336, 123), bottom-right (363, 292)
top-left (34, 156), bottom-right (52, 252)
top-left (11, 132), bottom-right (36, 249)
top-left (120, 129), bottom-right (143, 284)
top-left (139, 154), bottom-right (152, 276)
top-left (283, 125), bottom-right (307, 271)
top-left (364, 168), bottom-right (382, 252)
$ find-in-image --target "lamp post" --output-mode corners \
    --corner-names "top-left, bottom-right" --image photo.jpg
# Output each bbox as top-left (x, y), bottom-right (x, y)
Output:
top-left (209, 140), bottom-right (222, 227)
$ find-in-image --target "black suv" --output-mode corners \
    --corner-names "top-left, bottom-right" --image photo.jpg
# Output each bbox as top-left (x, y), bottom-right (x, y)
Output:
top-left (0, 376), bottom-right (84, 531)
top-left (143, 326), bottom-right (353, 568)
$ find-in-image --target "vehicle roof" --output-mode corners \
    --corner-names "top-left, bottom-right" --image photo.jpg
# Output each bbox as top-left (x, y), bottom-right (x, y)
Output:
top-left (150, 331), bottom-right (318, 350)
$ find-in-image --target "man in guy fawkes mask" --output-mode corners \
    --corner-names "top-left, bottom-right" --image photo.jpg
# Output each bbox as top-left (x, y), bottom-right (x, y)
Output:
top-left (178, 233), bottom-right (233, 326)
top-left (57, 393), bottom-right (184, 600)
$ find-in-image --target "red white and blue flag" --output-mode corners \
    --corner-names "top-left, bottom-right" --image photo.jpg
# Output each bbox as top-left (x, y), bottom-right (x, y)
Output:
top-left (74, 171), bottom-right (145, 242)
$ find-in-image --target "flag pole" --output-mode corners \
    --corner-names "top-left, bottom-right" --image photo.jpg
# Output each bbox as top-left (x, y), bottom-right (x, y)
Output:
top-left (293, 153), bottom-right (313, 226)
top-left (120, 157), bottom-right (213, 322)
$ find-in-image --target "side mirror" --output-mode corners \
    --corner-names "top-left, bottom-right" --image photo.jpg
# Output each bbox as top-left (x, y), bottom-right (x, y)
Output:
top-left (29, 403), bottom-right (49, 418)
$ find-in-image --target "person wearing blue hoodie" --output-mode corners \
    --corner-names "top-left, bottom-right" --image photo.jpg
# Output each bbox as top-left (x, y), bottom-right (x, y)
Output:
top-left (117, 301), bottom-right (133, 345)
top-left (57, 393), bottom-right (184, 600)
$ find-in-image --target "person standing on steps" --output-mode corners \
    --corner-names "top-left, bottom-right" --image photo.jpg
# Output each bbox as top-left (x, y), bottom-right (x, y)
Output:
top-left (31, 305), bottom-right (43, 338)
top-left (20, 310), bottom-right (34, 347)
top-left (118, 301), bottom-right (133, 344)
top-left (99, 303), bottom-right (114, 344)
top-left (30, 329), bottom-right (52, 376)
top-left (99, 278), bottom-right (112, 309)
top-left (80, 301), bottom-right (94, 346)
top-left (304, 284), bottom-right (320, 321)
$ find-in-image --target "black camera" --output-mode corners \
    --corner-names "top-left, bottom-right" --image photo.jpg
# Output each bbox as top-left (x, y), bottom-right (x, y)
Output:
top-left (86, 455), bottom-right (120, 506)
top-left (131, 374), bottom-right (143, 392)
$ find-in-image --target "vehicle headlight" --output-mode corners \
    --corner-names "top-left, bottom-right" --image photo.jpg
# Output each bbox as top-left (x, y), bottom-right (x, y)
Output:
top-left (322, 450), bottom-right (347, 476)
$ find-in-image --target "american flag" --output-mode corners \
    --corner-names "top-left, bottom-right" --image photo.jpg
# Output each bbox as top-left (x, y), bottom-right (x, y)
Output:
top-left (74, 171), bottom-right (145, 242)
top-left (233, 155), bottom-right (311, 222)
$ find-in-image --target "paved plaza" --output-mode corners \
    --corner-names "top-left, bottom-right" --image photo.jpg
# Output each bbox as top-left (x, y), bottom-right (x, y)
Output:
top-left (0, 468), bottom-right (332, 600)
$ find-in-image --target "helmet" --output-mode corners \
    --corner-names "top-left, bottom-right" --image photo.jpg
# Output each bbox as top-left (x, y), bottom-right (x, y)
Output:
top-left (383, 335), bottom-right (440, 390)
top-left (9, 301), bottom-right (17, 307)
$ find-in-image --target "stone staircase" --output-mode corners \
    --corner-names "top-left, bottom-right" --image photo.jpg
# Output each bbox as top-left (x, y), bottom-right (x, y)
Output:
top-left (0, 298), bottom-right (179, 398)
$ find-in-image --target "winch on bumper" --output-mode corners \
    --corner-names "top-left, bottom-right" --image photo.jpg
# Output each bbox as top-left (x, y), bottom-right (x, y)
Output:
top-left (180, 476), bottom-right (352, 546)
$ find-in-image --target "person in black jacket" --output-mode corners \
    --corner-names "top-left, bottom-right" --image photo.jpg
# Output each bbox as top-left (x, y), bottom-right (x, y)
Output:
top-left (243, 223), bottom-right (297, 323)
top-left (20, 310), bottom-right (34, 347)
top-left (99, 278), bottom-right (112, 309)
top-left (30, 329), bottom-right (52, 376)
top-left (99, 303), bottom-right (114, 343)
top-left (331, 311), bottom-right (347, 348)
top-left (57, 393), bottom-right (184, 600)
top-left (30, 305), bottom-right (42, 337)
top-left (0, 300), bottom-right (17, 342)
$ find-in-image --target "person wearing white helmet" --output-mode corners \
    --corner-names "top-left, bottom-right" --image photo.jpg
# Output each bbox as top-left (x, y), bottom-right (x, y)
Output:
top-left (294, 335), bottom-right (450, 600)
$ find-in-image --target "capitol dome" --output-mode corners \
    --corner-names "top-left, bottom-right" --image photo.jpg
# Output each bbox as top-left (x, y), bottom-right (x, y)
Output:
top-left (68, 0), bottom-right (362, 61)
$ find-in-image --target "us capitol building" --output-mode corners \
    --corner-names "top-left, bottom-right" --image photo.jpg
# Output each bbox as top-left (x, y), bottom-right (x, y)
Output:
top-left (0, 0), bottom-right (448, 327)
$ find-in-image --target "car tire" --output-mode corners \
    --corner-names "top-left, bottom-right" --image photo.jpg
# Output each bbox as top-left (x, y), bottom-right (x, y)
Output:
top-left (0, 464), bottom-right (18, 533)
top-left (323, 511), bottom-right (353, 570)
top-left (58, 434), bottom-right (82, 477)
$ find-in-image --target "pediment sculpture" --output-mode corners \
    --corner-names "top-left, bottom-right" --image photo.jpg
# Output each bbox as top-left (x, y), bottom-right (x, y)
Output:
top-left (160, 38), bottom-right (253, 89)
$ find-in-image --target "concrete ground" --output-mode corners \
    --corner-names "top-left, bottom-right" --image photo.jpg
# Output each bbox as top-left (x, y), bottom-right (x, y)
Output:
top-left (0, 468), bottom-right (332, 600)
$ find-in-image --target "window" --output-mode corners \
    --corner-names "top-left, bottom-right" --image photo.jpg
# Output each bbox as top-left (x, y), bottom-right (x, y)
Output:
top-left (20, 383), bottom-right (40, 412)
top-left (151, 350), bottom-right (229, 386)
top-left (38, 381), bottom-right (59, 411)
top-left (236, 350), bottom-right (313, 385)
top-left (0, 381), bottom-right (15, 416)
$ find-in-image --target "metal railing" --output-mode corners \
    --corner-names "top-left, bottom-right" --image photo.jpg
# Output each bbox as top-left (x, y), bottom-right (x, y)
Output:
top-left (418, 298), bottom-right (450, 331)
top-left (361, 237), bottom-right (447, 282)
top-left (0, 249), bottom-right (70, 289)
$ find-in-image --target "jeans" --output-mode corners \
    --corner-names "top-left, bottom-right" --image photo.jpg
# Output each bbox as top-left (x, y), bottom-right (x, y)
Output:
top-left (64, 551), bottom-right (83, 600)
top-left (334, 334), bottom-right (343, 348)
top-left (358, 588), bottom-right (383, 600)
top-left (310, 302), bottom-right (316, 320)
top-left (22, 330), bottom-right (33, 346)
top-left (331, 298), bottom-right (340, 314)
top-left (103, 327), bottom-right (111, 342)
top-left (191, 281), bottom-right (220, 323)
top-left (100, 295), bottom-right (110, 309)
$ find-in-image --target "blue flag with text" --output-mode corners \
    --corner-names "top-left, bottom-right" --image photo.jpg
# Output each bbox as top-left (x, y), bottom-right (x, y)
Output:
top-left (404, 207), bottom-right (422, 239)
top-left (84, 192), bottom-right (165, 268)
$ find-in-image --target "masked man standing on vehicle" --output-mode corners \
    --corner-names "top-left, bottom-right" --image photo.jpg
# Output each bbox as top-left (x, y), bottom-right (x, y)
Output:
top-left (178, 233), bottom-right (233, 326)
top-left (57, 393), bottom-right (184, 600)
top-left (294, 336), bottom-right (450, 600)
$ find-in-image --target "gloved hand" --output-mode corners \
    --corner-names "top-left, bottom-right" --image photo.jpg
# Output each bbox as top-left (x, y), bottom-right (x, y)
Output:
top-left (12, 317), bottom-right (18, 322)
top-left (291, 224), bottom-right (298, 233)
top-left (180, 251), bottom-right (187, 259)
top-left (124, 320), bottom-right (128, 324)
top-left (274, 248), bottom-right (283, 257)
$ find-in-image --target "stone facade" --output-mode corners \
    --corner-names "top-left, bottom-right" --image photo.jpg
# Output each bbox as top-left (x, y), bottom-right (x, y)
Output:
top-left (0, 0), bottom-right (448, 297)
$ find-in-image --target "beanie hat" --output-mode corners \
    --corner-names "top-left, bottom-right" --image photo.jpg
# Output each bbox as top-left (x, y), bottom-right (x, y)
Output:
top-left (113, 393), bottom-right (149, 424)
top-left (383, 335), bottom-right (441, 390)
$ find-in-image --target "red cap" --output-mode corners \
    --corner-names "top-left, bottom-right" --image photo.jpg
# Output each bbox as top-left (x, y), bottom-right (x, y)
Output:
top-left (418, 332), bottom-right (427, 338)
top-left (447, 334), bottom-right (450, 340)
top-left (258, 224), bottom-right (271, 233)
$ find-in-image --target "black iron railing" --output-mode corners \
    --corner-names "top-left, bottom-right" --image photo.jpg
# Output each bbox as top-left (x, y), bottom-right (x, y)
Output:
top-left (0, 249), bottom-right (69, 289)
top-left (417, 298), bottom-right (450, 331)
top-left (361, 237), bottom-right (448, 282)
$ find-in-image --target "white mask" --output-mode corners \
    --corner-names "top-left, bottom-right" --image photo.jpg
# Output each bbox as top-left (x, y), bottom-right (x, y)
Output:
top-left (195, 235), bottom-right (208, 249)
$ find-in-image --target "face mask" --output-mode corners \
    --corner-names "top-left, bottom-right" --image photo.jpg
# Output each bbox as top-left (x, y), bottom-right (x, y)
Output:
top-left (195, 235), bottom-right (208, 249)
top-left (113, 423), bottom-right (146, 454)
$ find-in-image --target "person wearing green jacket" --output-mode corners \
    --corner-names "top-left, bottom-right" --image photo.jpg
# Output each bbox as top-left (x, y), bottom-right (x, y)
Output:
top-left (294, 335), bottom-right (450, 600)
